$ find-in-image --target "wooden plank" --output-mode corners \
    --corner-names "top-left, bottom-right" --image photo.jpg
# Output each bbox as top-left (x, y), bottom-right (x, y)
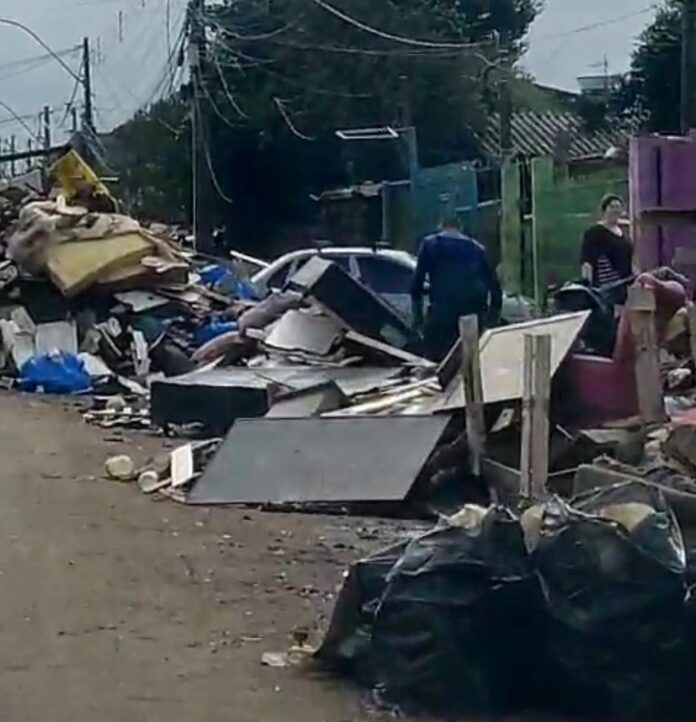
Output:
top-left (520, 333), bottom-right (551, 499)
top-left (627, 286), bottom-right (665, 424)
top-left (344, 330), bottom-right (435, 368)
top-left (459, 315), bottom-right (485, 477)
top-left (519, 335), bottom-right (534, 498)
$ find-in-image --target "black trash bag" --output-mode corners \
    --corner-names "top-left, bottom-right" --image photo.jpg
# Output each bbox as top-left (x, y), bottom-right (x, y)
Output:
top-left (528, 482), bottom-right (688, 721)
top-left (316, 540), bottom-right (407, 684)
top-left (369, 506), bottom-right (545, 716)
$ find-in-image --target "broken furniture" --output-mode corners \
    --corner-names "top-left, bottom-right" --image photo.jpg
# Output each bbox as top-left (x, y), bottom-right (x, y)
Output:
top-left (288, 256), bottom-right (417, 351)
top-left (187, 415), bottom-right (452, 505)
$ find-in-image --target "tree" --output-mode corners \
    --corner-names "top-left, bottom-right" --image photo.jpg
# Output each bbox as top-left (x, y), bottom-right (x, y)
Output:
top-left (111, 0), bottom-right (543, 248)
top-left (612, 2), bottom-right (681, 133)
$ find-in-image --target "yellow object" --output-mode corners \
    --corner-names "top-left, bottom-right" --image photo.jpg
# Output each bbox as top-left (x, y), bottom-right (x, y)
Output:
top-left (50, 150), bottom-right (112, 201)
top-left (46, 232), bottom-right (153, 297)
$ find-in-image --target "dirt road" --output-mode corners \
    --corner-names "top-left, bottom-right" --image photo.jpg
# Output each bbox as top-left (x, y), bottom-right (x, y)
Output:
top-left (0, 393), bottom-right (413, 722)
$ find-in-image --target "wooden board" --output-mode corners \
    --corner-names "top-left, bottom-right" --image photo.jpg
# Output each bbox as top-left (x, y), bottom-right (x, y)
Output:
top-left (437, 311), bottom-right (590, 410)
top-left (46, 232), bottom-right (153, 296)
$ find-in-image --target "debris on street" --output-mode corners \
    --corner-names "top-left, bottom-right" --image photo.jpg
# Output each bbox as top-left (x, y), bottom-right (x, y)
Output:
top-left (8, 128), bottom-right (696, 722)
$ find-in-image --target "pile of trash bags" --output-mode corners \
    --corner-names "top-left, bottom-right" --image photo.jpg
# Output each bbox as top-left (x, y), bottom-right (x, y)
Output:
top-left (318, 481), bottom-right (695, 720)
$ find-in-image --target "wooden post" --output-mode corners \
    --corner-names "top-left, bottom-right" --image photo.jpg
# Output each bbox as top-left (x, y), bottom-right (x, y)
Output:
top-left (459, 315), bottom-right (485, 477)
top-left (627, 286), bottom-right (664, 424)
top-left (520, 334), bottom-right (551, 499)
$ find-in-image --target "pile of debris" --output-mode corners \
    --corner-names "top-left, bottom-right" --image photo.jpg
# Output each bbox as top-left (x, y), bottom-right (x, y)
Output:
top-left (0, 151), bottom-right (261, 412)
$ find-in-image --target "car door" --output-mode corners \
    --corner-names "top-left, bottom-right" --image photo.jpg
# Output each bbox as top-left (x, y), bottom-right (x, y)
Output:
top-left (356, 255), bottom-right (415, 321)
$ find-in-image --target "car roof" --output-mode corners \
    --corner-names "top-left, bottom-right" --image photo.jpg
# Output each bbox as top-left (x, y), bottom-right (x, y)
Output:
top-left (273, 246), bottom-right (415, 263)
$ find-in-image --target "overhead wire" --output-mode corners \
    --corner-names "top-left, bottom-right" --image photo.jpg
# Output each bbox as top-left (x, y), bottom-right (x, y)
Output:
top-left (0, 100), bottom-right (44, 144)
top-left (210, 51), bottom-right (249, 118)
top-left (0, 18), bottom-right (83, 83)
top-left (193, 82), bottom-right (234, 204)
top-left (273, 97), bottom-right (315, 141)
top-left (532, 5), bottom-right (658, 45)
top-left (305, 0), bottom-right (488, 50)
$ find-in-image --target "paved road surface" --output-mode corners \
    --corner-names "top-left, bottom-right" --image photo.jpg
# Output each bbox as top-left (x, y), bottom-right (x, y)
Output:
top-left (0, 394), bottom-right (408, 722)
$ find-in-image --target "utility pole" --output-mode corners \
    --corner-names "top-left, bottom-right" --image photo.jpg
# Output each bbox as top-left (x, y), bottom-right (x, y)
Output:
top-left (10, 136), bottom-right (16, 177)
top-left (189, 0), bottom-right (212, 249)
top-left (497, 34), bottom-right (513, 158)
top-left (682, 0), bottom-right (696, 133)
top-left (82, 37), bottom-right (95, 132)
top-left (42, 106), bottom-right (51, 151)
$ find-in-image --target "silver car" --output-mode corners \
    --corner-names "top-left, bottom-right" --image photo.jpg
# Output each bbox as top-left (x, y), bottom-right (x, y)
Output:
top-left (252, 247), bottom-right (418, 318)
top-left (251, 246), bottom-right (534, 324)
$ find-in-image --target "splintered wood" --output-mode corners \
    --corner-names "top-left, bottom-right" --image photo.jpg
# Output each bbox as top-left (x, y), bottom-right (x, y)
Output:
top-left (520, 333), bottom-right (551, 499)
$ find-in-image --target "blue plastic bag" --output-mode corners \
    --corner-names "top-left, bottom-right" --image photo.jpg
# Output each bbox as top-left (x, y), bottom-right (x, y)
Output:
top-left (199, 264), bottom-right (259, 301)
top-left (18, 352), bottom-right (92, 394)
top-left (194, 320), bottom-right (239, 347)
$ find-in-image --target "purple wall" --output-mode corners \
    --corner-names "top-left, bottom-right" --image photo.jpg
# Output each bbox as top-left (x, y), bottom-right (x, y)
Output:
top-left (631, 134), bottom-right (696, 281)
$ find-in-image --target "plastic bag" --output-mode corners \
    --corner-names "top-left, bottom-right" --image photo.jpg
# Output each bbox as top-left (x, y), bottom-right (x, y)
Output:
top-left (193, 320), bottom-right (239, 348)
top-left (316, 541), bottom-right (407, 684)
top-left (369, 507), bottom-right (544, 716)
top-left (18, 352), bottom-right (92, 394)
top-left (527, 482), bottom-right (688, 719)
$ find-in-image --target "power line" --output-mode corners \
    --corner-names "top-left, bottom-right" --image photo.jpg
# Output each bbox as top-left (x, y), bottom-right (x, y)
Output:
top-left (273, 97), bottom-right (314, 141)
top-left (210, 52), bottom-right (249, 118)
top-left (0, 44), bottom-right (81, 72)
top-left (193, 78), bottom-right (234, 204)
top-left (0, 100), bottom-right (43, 144)
top-left (306, 0), bottom-right (487, 50)
top-left (533, 6), bottom-right (657, 44)
top-left (0, 18), bottom-right (83, 83)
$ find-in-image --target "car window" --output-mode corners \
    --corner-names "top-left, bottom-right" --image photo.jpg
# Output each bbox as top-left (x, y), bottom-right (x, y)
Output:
top-left (357, 257), bottom-right (414, 294)
top-left (323, 255), bottom-right (352, 273)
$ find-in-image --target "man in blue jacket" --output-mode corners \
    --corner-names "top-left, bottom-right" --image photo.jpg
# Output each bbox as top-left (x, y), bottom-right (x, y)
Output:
top-left (411, 218), bottom-right (502, 361)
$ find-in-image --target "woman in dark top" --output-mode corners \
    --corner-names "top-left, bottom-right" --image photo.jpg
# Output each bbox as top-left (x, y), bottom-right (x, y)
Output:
top-left (581, 194), bottom-right (634, 292)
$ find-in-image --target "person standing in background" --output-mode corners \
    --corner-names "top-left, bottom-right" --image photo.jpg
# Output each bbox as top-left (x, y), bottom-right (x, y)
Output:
top-left (411, 218), bottom-right (502, 361)
top-left (581, 194), bottom-right (634, 303)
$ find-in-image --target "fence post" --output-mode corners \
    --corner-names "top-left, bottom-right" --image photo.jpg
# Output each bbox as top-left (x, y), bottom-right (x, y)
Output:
top-left (627, 286), bottom-right (664, 424)
top-left (520, 333), bottom-right (551, 499)
top-left (459, 315), bottom-right (485, 477)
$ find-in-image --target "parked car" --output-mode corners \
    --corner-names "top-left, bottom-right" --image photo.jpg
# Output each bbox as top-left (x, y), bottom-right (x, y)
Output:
top-left (251, 246), bottom-right (535, 325)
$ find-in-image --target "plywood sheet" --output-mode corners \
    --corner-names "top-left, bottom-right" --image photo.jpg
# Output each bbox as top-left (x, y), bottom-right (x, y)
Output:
top-left (437, 311), bottom-right (590, 410)
top-left (46, 232), bottom-right (153, 296)
top-left (187, 415), bottom-right (451, 504)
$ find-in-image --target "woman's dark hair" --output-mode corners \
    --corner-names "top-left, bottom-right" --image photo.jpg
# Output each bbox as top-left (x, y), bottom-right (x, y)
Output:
top-left (600, 193), bottom-right (624, 212)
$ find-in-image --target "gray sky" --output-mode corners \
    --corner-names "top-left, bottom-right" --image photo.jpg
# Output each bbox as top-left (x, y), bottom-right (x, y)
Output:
top-left (0, 0), bottom-right (656, 152)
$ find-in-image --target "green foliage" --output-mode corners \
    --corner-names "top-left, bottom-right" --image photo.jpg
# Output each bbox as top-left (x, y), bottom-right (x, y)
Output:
top-left (611, 2), bottom-right (681, 133)
top-left (112, 0), bottom-right (543, 237)
top-left (111, 97), bottom-right (191, 222)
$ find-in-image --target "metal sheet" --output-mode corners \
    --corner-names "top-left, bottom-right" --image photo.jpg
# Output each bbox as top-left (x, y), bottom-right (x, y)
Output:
top-left (437, 311), bottom-right (590, 410)
top-left (188, 415), bottom-right (452, 505)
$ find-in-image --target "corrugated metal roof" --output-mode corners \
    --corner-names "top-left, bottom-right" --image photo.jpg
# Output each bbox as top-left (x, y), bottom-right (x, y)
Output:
top-left (482, 111), bottom-right (626, 160)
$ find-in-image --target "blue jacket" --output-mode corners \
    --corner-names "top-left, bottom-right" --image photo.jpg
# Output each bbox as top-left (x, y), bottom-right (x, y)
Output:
top-left (411, 230), bottom-right (502, 321)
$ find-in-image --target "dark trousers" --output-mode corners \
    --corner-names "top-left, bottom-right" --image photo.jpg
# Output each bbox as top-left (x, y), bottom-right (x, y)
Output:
top-left (423, 307), bottom-right (485, 362)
